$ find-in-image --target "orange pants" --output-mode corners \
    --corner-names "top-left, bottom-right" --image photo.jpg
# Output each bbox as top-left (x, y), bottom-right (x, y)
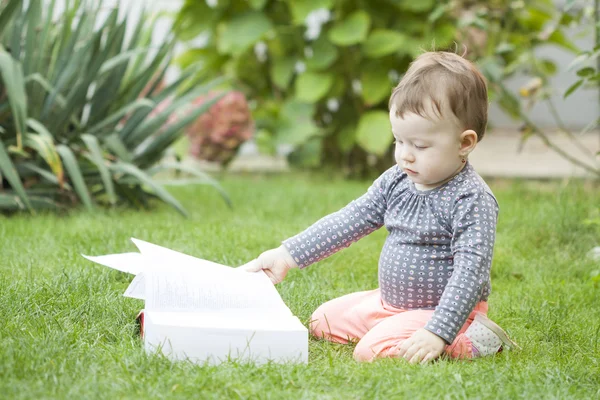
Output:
top-left (310, 289), bottom-right (488, 362)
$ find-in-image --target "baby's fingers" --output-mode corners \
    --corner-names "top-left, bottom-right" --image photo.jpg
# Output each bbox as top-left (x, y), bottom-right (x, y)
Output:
top-left (239, 259), bottom-right (262, 272)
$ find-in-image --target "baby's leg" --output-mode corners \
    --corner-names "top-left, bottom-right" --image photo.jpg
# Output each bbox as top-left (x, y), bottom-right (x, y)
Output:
top-left (353, 302), bottom-right (488, 362)
top-left (310, 289), bottom-right (395, 344)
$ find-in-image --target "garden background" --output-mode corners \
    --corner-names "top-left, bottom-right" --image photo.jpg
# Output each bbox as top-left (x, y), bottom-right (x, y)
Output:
top-left (0, 0), bottom-right (599, 398)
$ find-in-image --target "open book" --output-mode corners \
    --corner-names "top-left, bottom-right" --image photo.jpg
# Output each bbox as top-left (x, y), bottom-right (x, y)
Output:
top-left (83, 239), bottom-right (308, 365)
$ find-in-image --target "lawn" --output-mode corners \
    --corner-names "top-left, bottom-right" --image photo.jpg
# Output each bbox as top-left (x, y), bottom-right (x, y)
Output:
top-left (1, 173), bottom-right (599, 399)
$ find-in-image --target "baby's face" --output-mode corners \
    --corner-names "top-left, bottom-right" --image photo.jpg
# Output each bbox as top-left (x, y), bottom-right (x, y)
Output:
top-left (389, 105), bottom-right (465, 191)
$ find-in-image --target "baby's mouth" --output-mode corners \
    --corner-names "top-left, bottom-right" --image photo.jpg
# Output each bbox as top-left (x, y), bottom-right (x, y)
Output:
top-left (404, 167), bottom-right (418, 175)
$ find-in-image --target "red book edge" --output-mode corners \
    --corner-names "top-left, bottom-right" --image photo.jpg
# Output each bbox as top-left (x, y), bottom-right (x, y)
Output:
top-left (135, 310), bottom-right (145, 339)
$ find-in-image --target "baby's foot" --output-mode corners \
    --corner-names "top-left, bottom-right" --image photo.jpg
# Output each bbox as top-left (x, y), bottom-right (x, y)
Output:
top-left (465, 313), bottom-right (520, 357)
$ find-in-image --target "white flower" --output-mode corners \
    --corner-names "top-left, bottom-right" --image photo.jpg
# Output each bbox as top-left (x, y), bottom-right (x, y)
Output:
top-left (254, 41), bottom-right (268, 63)
top-left (352, 79), bottom-right (362, 94)
top-left (295, 61), bottom-right (306, 73)
top-left (206, 0), bottom-right (218, 8)
top-left (327, 98), bottom-right (340, 112)
top-left (304, 8), bottom-right (331, 41)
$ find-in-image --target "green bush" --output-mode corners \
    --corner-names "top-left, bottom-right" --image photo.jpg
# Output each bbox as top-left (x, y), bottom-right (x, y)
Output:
top-left (0, 0), bottom-right (229, 215)
top-left (477, 0), bottom-right (599, 178)
top-left (173, 0), bottom-right (577, 175)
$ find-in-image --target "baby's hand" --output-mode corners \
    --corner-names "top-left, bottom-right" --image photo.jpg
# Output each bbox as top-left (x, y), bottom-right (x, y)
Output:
top-left (239, 245), bottom-right (298, 285)
top-left (397, 328), bottom-right (446, 364)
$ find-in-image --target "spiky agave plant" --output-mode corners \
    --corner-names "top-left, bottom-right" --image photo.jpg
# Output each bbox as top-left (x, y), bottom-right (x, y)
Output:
top-left (0, 0), bottom-right (230, 216)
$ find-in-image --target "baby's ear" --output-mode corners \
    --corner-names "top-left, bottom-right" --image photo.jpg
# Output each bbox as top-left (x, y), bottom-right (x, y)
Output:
top-left (459, 129), bottom-right (478, 153)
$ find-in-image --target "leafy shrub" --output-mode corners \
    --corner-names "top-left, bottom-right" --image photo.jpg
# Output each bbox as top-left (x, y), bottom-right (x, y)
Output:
top-left (173, 0), bottom-right (576, 175)
top-left (479, 0), bottom-right (599, 178)
top-left (0, 0), bottom-right (229, 215)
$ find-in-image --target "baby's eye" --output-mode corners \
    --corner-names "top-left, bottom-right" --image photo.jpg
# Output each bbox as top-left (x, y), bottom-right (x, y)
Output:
top-left (414, 145), bottom-right (428, 150)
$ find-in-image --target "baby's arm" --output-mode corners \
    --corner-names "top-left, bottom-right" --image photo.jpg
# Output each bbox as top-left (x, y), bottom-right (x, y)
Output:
top-left (242, 166), bottom-right (398, 283)
top-left (424, 191), bottom-right (499, 344)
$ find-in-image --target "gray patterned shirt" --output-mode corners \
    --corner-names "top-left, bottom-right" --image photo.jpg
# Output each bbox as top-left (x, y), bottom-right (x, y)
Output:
top-left (282, 163), bottom-right (498, 343)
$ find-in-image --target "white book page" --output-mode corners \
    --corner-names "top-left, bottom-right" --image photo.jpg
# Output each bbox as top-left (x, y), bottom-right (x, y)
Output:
top-left (144, 267), bottom-right (292, 317)
top-left (131, 238), bottom-right (230, 273)
top-left (82, 253), bottom-right (146, 275)
top-left (123, 273), bottom-right (146, 299)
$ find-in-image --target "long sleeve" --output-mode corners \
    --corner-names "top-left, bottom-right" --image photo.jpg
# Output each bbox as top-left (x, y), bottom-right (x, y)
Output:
top-left (282, 166), bottom-right (399, 269)
top-left (424, 190), bottom-right (498, 343)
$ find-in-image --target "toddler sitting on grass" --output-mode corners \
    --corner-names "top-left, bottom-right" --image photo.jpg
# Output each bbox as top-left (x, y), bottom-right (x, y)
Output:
top-left (243, 51), bottom-right (519, 364)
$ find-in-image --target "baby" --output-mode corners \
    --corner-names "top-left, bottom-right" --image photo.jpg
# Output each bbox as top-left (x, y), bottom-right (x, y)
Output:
top-left (243, 51), bottom-right (519, 364)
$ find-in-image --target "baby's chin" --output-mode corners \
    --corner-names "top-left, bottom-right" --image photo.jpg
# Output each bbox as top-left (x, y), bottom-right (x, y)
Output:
top-left (407, 175), bottom-right (449, 190)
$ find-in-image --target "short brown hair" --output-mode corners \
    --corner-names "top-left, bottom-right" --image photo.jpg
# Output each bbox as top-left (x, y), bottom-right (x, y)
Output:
top-left (389, 51), bottom-right (488, 141)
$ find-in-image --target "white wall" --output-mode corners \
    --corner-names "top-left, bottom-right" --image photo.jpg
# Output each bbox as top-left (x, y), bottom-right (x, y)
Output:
top-left (488, 23), bottom-right (599, 130)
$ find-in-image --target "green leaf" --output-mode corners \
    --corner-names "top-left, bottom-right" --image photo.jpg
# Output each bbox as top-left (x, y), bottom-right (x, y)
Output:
top-left (394, 0), bottom-right (435, 12)
top-left (363, 30), bottom-right (409, 58)
top-left (0, 48), bottom-right (28, 144)
top-left (564, 79), bottom-right (583, 98)
top-left (539, 60), bottom-right (558, 76)
top-left (23, 121), bottom-right (64, 187)
top-left (295, 72), bottom-right (334, 102)
top-left (81, 134), bottom-right (117, 205)
top-left (305, 36), bottom-right (338, 70)
top-left (547, 29), bottom-right (579, 53)
top-left (328, 11), bottom-right (371, 46)
top-left (248, 0), bottom-right (268, 10)
top-left (87, 98), bottom-right (155, 135)
top-left (276, 100), bottom-right (318, 146)
top-left (56, 145), bottom-right (94, 211)
top-left (98, 48), bottom-right (150, 76)
top-left (270, 57), bottom-right (295, 89)
top-left (336, 124), bottom-right (357, 154)
top-left (134, 93), bottom-right (226, 167)
top-left (104, 134), bottom-right (133, 163)
top-left (576, 67), bottom-right (596, 77)
top-left (361, 65), bottom-right (392, 105)
top-left (217, 12), bottom-right (273, 56)
top-left (428, 4), bottom-right (448, 23)
top-left (20, 162), bottom-right (71, 190)
top-left (288, 0), bottom-right (333, 25)
top-left (110, 162), bottom-right (188, 217)
top-left (0, 193), bottom-right (61, 211)
top-left (567, 53), bottom-right (590, 71)
top-left (495, 42), bottom-right (516, 55)
top-left (497, 88), bottom-right (522, 119)
top-left (355, 111), bottom-right (392, 156)
top-left (0, 141), bottom-right (31, 210)
top-left (0, 0), bottom-right (22, 41)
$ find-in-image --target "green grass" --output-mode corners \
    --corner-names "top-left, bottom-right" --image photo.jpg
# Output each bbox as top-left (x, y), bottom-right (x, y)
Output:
top-left (1, 173), bottom-right (599, 399)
